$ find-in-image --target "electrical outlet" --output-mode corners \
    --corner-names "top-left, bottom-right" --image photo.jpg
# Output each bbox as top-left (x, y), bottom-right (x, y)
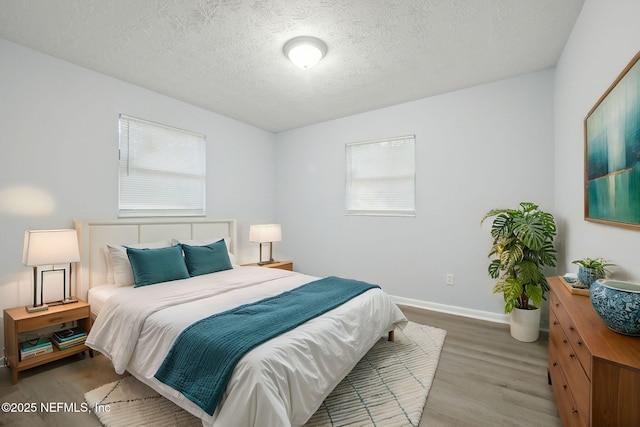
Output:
top-left (446, 274), bottom-right (454, 285)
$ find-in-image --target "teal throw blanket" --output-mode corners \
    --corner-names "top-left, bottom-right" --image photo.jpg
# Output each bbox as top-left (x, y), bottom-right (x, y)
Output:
top-left (154, 276), bottom-right (380, 415)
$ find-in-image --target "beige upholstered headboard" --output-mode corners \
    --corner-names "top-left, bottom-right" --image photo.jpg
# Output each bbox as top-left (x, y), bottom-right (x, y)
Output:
top-left (74, 218), bottom-right (237, 301)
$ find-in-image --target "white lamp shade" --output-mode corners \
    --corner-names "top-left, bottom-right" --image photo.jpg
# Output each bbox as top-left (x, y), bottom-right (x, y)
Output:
top-left (249, 224), bottom-right (282, 243)
top-left (283, 36), bottom-right (327, 69)
top-left (23, 229), bottom-right (80, 266)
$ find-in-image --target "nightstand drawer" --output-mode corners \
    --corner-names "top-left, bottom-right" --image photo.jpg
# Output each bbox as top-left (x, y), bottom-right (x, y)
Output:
top-left (17, 306), bottom-right (90, 333)
top-left (270, 261), bottom-right (293, 271)
top-left (242, 261), bottom-right (293, 271)
top-left (5, 299), bottom-right (93, 384)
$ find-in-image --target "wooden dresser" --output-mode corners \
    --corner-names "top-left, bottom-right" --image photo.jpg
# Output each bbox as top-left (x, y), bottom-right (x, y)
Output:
top-left (548, 276), bottom-right (640, 426)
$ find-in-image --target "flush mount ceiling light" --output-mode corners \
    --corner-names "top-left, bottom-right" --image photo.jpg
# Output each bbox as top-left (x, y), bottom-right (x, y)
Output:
top-left (283, 36), bottom-right (327, 69)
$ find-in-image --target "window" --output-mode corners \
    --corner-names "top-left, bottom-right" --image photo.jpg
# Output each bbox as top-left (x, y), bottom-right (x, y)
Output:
top-left (118, 115), bottom-right (206, 217)
top-left (345, 135), bottom-right (416, 216)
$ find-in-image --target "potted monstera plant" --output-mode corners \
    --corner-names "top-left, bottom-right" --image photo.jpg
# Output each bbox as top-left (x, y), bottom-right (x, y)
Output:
top-left (481, 202), bottom-right (557, 342)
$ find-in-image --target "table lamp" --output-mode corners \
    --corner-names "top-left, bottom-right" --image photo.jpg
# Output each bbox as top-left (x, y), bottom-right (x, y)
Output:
top-left (23, 229), bottom-right (80, 312)
top-left (249, 224), bottom-right (282, 265)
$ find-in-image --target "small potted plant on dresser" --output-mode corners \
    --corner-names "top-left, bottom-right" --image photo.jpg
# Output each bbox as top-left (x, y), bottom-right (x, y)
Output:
top-left (571, 257), bottom-right (615, 287)
top-left (481, 202), bottom-right (557, 342)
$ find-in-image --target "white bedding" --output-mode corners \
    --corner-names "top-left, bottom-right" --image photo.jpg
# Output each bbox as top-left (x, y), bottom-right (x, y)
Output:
top-left (87, 284), bottom-right (121, 317)
top-left (86, 265), bottom-right (406, 427)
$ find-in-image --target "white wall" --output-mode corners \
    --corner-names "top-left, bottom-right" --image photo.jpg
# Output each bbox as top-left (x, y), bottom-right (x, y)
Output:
top-left (0, 39), bottom-right (278, 346)
top-left (7, 0), bottom-right (635, 353)
top-left (275, 70), bottom-right (556, 318)
top-left (554, 0), bottom-right (640, 280)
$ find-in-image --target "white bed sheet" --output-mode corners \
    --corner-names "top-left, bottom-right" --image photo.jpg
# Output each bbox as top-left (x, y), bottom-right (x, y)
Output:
top-left (87, 284), bottom-right (122, 317)
top-left (86, 266), bottom-right (406, 427)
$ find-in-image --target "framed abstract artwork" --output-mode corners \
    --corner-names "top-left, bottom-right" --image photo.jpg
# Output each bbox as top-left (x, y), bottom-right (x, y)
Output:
top-left (584, 51), bottom-right (640, 230)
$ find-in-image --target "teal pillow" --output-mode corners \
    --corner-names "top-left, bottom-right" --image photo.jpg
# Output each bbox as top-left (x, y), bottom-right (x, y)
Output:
top-left (182, 239), bottom-right (233, 277)
top-left (127, 245), bottom-right (190, 287)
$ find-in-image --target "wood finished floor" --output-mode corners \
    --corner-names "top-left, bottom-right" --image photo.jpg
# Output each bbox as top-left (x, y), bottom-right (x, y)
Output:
top-left (404, 306), bottom-right (561, 427)
top-left (0, 306), bottom-right (560, 426)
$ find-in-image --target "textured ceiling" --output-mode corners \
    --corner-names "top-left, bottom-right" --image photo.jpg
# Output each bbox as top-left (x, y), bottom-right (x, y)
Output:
top-left (0, 0), bottom-right (584, 132)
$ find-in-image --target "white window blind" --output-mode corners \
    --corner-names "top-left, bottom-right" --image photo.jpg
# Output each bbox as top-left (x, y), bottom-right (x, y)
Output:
top-left (345, 135), bottom-right (416, 216)
top-left (118, 115), bottom-right (206, 217)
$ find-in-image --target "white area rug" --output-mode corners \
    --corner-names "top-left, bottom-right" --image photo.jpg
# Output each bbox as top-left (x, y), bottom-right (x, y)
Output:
top-left (85, 321), bottom-right (446, 427)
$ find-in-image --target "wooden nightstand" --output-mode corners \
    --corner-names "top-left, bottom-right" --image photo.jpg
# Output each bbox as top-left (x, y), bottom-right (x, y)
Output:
top-left (242, 260), bottom-right (293, 271)
top-left (3, 300), bottom-right (93, 384)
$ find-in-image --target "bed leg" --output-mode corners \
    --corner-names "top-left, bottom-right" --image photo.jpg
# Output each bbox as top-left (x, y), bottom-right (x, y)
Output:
top-left (387, 330), bottom-right (395, 342)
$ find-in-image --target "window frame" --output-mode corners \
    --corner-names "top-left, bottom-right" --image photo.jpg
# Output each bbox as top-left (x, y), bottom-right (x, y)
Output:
top-left (118, 114), bottom-right (206, 218)
top-left (345, 135), bottom-right (416, 217)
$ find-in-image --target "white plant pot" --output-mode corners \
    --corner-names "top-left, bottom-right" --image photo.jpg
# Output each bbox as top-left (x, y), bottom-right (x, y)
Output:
top-left (510, 307), bottom-right (541, 342)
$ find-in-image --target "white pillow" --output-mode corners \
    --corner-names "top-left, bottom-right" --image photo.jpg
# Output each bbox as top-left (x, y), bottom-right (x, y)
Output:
top-left (102, 246), bottom-right (115, 285)
top-left (177, 237), bottom-right (236, 265)
top-left (106, 239), bottom-right (176, 286)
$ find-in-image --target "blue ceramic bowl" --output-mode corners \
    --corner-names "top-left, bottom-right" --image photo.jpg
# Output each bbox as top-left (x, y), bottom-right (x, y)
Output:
top-left (590, 279), bottom-right (640, 336)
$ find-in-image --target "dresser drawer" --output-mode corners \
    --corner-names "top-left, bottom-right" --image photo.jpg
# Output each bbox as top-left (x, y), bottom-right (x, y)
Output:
top-left (549, 340), bottom-right (588, 427)
top-left (549, 309), bottom-right (590, 423)
top-left (548, 276), bottom-right (640, 427)
top-left (16, 306), bottom-right (90, 333)
top-left (550, 291), bottom-right (592, 376)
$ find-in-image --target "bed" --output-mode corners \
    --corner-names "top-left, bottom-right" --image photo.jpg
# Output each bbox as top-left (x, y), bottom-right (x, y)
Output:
top-left (75, 218), bottom-right (406, 427)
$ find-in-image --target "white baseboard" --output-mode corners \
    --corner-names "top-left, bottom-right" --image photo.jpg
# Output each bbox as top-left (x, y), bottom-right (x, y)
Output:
top-left (391, 295), bottom-right (510, 325)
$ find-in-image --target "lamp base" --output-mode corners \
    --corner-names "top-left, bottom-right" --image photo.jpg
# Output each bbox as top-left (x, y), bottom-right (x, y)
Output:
top-left (47, 297), bottom-right (79, 307)
top-left (258, 259), bottom-right (277, 266)
top-left (26, 303), bottom-right (49, 313)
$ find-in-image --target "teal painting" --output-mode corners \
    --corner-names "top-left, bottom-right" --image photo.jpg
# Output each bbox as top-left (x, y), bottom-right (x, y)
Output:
top-left (585, 52), bottom-right (640, 229)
